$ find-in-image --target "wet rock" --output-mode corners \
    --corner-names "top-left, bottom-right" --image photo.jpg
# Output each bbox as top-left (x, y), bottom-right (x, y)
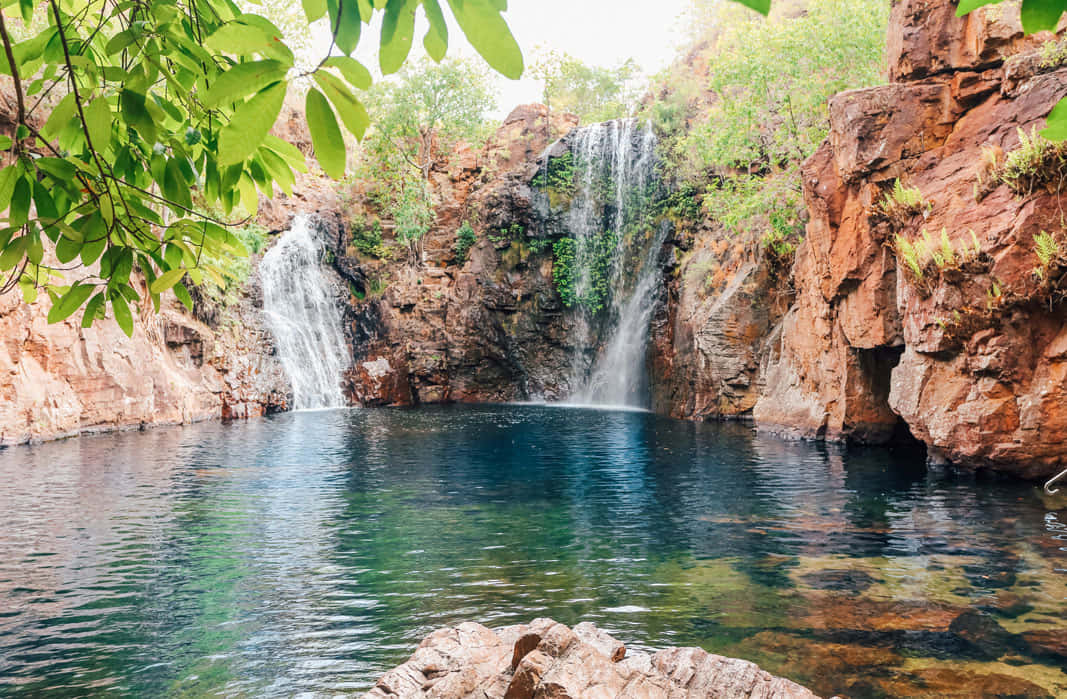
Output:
top-left (363, 619), bottom-right (820, 699)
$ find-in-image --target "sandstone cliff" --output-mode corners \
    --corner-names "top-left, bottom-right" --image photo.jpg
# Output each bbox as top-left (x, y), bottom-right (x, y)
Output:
top-left (752, 0), bottom-right (1067, 477)
top-left (0, 264), bottom-right (289, 446)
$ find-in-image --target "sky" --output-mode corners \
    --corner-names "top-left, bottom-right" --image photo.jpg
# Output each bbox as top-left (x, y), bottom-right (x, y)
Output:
top-left (341, 0), bottom-right (695, 118)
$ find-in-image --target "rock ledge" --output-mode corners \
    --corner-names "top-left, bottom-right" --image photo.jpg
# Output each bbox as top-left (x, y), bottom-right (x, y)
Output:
top-left (363, 618), bottom-right (819, 698)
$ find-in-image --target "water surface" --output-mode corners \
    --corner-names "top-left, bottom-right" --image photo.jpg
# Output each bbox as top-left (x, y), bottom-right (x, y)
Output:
top-left (0, 405), bottom-right (1064, 697)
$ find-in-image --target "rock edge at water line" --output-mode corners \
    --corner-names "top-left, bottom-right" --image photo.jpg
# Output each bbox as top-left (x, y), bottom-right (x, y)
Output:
top-left (362, 618), bottom-right (821, 699)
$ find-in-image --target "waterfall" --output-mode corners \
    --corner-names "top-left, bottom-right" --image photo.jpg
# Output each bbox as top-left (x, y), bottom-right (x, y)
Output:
top-left (558, 119), bottom-right (664, 408)
top-left (260, 215), bottom-right (349, 410)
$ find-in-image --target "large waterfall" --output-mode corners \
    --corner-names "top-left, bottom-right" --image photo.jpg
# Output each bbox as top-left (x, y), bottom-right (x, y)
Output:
top-left (559, 119), bottom-right (664, 408)
top-left (260, 215), bottom-right (350, 410)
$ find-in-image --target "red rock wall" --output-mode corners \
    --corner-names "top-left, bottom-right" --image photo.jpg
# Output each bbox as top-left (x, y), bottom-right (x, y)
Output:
top-left (752, 0), bottom-right (1067, 476)
top-left (0, 276), bottom-right (289, 446)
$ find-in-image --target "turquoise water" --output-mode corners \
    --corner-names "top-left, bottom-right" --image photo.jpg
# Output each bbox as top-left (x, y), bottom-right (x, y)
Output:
top-left (0, 405), bottom-right (1064, 697)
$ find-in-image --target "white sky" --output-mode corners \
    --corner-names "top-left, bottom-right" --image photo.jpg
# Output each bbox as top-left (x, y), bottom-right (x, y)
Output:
top-left (341, 0), bottom-right (695, 118)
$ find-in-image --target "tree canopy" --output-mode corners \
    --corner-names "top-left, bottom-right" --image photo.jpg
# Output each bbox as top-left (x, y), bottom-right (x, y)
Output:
top-left (530, 50), bottom-right (641, 124)
top-left (0, 0), bottom-right (522, 334)
top-left (356, 57), bottom-right (495, 264)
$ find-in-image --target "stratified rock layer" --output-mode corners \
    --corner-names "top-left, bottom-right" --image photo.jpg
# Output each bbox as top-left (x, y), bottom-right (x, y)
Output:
top-left (0, 272), bottom-right (289, 446)
top-left (363, 619), bottom-right (819, 699)
top-left (751, 0), bottom-right (1067, 476)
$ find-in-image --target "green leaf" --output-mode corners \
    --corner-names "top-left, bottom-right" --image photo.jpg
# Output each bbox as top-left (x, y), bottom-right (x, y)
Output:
top-left (0, 166), bottom-right (18, 212)
top-left (1041, 96), bottom-right (1067, 141)
top-left (305, 88), bottom-right (346, 178)
top-left (0, 135), bottom-right (11, 150)
top-left (314, 71), bottom-right (370, 139)
top-left (36, 157), bottom-right (76, 181)
top-left (303, 0), bottom-right (327, 21)
top-left (9, 175), bottom-right (30, 227)
top-left (120, 89), bottom-right (156, 144)
top-left (105, 29), bottom-right (138, 56)
top-left (84, 97), bottom-right (110, 150)
top-left (206, 19), bottom-right (294, 64)
top-left (163, 158), bottom-right (193, 209)
top-left (446, 0), bottom-right (523, 79)
top-left (323, 56), bottom-right (373, 89)
top-left (150, 267), bottom-right (187, 294)
top-left (41, 92), bottom-right (76, 139)
top-left (264, 135), bottom-right (309, 172)
top-left (380, 0), bottom-right (419, 74)
top-left (82, 292), bottom-right (105, 327)
top-left (47, 282), bottom-right (96, 324)
top-left (956, 0), bottom-right (1003, 15)
top-left (422, 0), bottom-right (449, 62)
top-left (218, 80), bottom-right (288, 166)
top-left (1020, 0), bottom-right (1067, 33)
top-left (174, 282), bottom-right (194, 312)
top-left (202, 59), bottom-right (288, 108)
top-left (327, 0), bottom-right (363, 55)
top-left (0, 235), bottom-right (27, 270)
top-left (110, 291), bottom-right (134, 337)
top-left (56, 233), bottom-right (82, 263)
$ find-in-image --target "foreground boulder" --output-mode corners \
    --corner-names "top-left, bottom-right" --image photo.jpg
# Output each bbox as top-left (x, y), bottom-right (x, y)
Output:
top-left (363, 619), bottom-right (819, 699)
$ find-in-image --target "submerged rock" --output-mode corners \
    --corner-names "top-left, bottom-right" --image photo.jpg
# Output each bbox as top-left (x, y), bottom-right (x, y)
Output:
top-left (362, 618), bottom-right (820, 699)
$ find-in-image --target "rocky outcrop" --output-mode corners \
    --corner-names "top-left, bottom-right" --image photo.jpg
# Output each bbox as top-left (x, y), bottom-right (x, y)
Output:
top-left (0, 269), bottom-right (289, 446)
top-left (363, 619), bottom-right (820, 699)
top-left (751, 0), bottom-right (1067, 476)
top-left (338, 105), bottom-right (583, 406)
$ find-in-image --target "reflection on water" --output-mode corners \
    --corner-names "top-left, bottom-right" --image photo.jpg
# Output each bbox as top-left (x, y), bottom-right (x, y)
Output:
top-left (0, 405), bottom-right (1064, 697)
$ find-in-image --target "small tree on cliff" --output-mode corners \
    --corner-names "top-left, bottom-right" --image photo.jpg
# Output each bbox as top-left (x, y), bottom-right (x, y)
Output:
top-left (357, 58), bottom-right (495, 265)
top-left (530, 50), bottom-right (642, 123)
top-left (732, 0), bottom-right (1067, 139)
top-left (0, 0), bottom-right (522, 334)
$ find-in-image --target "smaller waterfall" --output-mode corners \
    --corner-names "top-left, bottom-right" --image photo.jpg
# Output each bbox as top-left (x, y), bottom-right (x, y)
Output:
top-left (260, 215), bottom-right (349, 410)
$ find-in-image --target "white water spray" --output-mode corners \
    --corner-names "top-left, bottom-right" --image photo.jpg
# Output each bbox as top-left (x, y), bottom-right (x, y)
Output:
top-left (260, 215), bottom-right (349, 410)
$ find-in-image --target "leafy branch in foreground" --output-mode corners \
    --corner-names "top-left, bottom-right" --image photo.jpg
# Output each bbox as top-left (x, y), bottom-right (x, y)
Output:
top-left (0, 0), bottom-right (523, 334)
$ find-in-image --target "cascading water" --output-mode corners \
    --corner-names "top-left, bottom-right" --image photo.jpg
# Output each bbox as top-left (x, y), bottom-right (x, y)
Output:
top-left (260, 215), bottom-right (350, 410)
top-left (558, 119), bottom-right (664, 407)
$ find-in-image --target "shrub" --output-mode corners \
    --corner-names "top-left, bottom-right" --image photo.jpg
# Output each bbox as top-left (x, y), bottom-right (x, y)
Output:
top-left (1034, 230), bottom-right (1063, 280)
top-left (895, 228), bottom-right (982, 281)
top-left (997, 127), bottom-right (1067, 196)
top-left (453, 221), bottom-right (478, 264)
top-left (879, 179), bottom-right (930, 225)
top-left (350, 218), bottom-right (391, 259)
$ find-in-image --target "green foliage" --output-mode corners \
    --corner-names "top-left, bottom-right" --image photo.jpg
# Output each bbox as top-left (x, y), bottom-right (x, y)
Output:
top-left (686, 0), bottom-right (888, 173)
top-left (527, 237), bottom-right (553, 254)
top-left (649, 0), bottom-right (885, 256)
top-left (1034, 230), bottom-right (1062, 280)
top-left (194, 222), bottom-right (269, 311)
top-left (0, 0), bottom-right (522, 333)
top-left (530, 50), bottom-right (641, 123)
top-left (357, 58), bottom-right (495, 266)
top-left (895, 228), bottom-right (982, 281)
top-left (761, 211), bottom-right (803, 261)
top-left (351, 217), bottom-right (390, 259)
top-left (879, 179), bottom-right (930, 224)
top-left (552, 231), bottom-right (619, 313)
top-left (895, 234), bottom-right (927, 280)
top-left (453, 221), bottom-right (477, 263)
top-left (996, 126), bottom-right (1067, 195)
top-left (532, 152), bottom-right (576, 197)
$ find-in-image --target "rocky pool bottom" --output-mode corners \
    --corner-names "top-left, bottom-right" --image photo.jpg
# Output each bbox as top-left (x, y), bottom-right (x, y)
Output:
top-left (0, 405), bottom-right (1064, 697)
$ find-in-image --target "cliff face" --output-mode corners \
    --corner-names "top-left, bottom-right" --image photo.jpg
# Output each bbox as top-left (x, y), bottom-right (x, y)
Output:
top-left (337, 105), bottom-right (585, 406)
top-left (0, 269), bottom-right (289, 446)
top-left (753, 0), bottom-right (1067, 477)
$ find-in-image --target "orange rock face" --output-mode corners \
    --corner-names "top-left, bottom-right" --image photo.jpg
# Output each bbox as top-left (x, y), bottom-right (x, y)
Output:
top-left (0, 277), bottom-right (289, 446)
top-left (754, 0), bottom-right (1067, 475)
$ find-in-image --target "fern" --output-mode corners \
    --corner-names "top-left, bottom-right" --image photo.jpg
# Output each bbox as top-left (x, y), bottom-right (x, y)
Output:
top-left (1034, 231), bottom-right (1060, 268)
